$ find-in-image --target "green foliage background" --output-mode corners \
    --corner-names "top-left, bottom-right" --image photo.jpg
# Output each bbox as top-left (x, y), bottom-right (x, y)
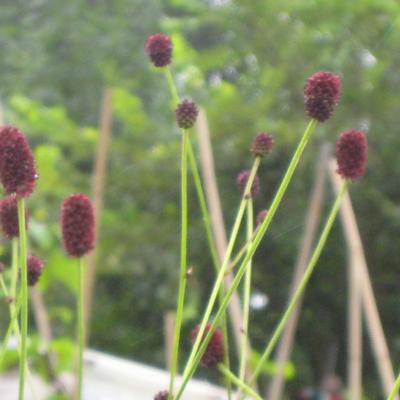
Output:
top-left (0, 0), bottom-right (399, 398)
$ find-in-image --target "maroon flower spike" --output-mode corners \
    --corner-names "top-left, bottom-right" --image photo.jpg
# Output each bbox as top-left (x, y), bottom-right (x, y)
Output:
top-left (145, 33), bottom-right (173, 67)
top-left (61, 194), bottom-right (95, 258)
top-left (236, 170), bottom-right (260, 199)
top-left (191, 323), bottom-right (224, 368)
top-left (0, 125), bottom-right (37, 197)
top-left (154, 390), bottom-right (169, 400)
top-left (176, 99), bottom-right (199, 129)
top-left (336, 129), bottom-right (367, 181)
top-left (0, 195), bottom-right (28, 239)
top-left (304, 71), bottom-right (341, 122)
top-left (256, 209), bottom-right (268, 226)
top-left (27, 255), bottom-right (44, 286)
top-left (250, 133), bottom-right (274, 157)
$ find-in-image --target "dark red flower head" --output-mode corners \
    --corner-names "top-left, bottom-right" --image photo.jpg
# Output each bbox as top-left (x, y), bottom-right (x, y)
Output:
top-left (145, 33), bottom-right (172, 67)
top-left (250, 133), bottom-right (274, 157)
top-left (191, 323), bottom-right (224, 368)
top-left (154, 390), bottom-right (169, 400)
top-left (27, 255), bottom-right (44, 286)
top-left (256, 209), bottom-right (268, 226)
top-left (0, 195), bottom-right (28, 239)
top-left (236, 170), bottom-right (260, 199)
top-left (61, 194), bottom-right (95, 258)
top-left (176, 100), bottom-right (199, 129)
top-left (336, 129), bottom-right (367, 181)
top-left (304, 71), bottom-right (341, 122)
top-left (0, 125), bottom-right (37, 197)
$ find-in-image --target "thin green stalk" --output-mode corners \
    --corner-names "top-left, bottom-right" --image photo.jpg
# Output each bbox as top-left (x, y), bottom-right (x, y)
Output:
top-left (0, 274), bottom-right (8, 296)
top-left (183, 157), bottom-right (261, 379)
top-left (18, 197), bottom-right (28, 400)
top-left (174, 119), bottom-right (317, 400)
top-left (187, 140), bottom-right (232, 399)
top-left (249, 179), bottom-right (349, 384)
top-left (0, 294), bottom-right (22, 366)
top-left (218, 363), bottom-right (262, 400)
top-left (77, 257), bottom-right (85, 400)
top-left (164, 66), bottom-right (231, 399)
top-left (11, 238), bottom-right (18, 300)
top-left (168, 129), bottom-right (189, 399)
top-left (238, 200), bottom-right (253, 385)
top-left (387, 374), bottom-right (400, 400)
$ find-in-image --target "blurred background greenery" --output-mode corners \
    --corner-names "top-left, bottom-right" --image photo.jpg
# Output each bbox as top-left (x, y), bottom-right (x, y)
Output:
top-left (0, 0), bottom-right (399, 398)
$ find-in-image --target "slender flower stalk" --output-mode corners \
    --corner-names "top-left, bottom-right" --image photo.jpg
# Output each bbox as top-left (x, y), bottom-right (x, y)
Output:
top-left (163, 65), bottom-right (233, 399)
top-left (249, 180), bottom-right (349, 384)
top-left (183, 157), bottom-right (261, 379)
top-left (238, 200), bottom-right (253, 386)
top-left (61, 193), bottom-right (95, 400)
top-left (174, 119), bottom-right (318, 400)
top-left (77, 258), bottom-right (85, 399)
top-left (0, 293), bottom-right (22, 366)
top-left (218, 364), bottom-right (262, 400)
top-left (387, 375), bottom-right (400, 400)
top-left (18, 198), bottom-right (28, 400)
top-left (168, 128), bottom-right (189, 399)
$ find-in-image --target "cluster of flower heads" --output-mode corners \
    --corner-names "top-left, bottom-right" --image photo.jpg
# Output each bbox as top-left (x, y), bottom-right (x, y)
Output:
top-left (145, 32), bottom-right (369, 398)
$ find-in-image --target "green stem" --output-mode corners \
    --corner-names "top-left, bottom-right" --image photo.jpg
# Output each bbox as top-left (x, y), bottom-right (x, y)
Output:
top-left (164, 65), bottom-right (231, 399)
top-left (18, 198), bottom-right (28, 400)
top-left (0, 274), bottom-right (8, 296)
top-left (218, 363), bottom-right (262, 400)
top-left (238, 200), bottom-right (253, 385)
top-left (174, 119), bottom-right (317, 400)
top-left (386, 373), bottom-right (400, 400)
top-left (249, 179), bottom-right (349, 384)
top-left (168, 129), bottom-right (189, 399)
top-left (183, 157), bottom-right (261, 379)
top-left (11, 238), bottom-right (18, 300)
top-left (187, 139), bottom-right (232, 400)
top-left (77, 257), bottom-right (85, 400)
top-left (0, 294), bottom-right (22, 366)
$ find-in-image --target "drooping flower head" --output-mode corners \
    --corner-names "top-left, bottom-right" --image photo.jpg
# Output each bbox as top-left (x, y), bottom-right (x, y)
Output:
top-left (0, 195), bottom-right (28, 239)
top-left (236, 170), bottom-right (260, 199)
top-left (0, 125), bottom-right (37, 197)
top-left (191, 323), bottom-right (224, 368)
top-left (154, 390), bottom-right (169, 400)
top-left (304, 71), bottom-right (341, 122)
top-left (176, 100), bottom-right (199, 129)
top-left (61, 194), bottom-right (95, 258)
top-left (27, 255), bottom-right (44, 286)
top-left (256, 209), bottom-right (268, 226)
top-left (145, 33), bottom-right (173, 67)
top-left (336, 129), bottom-right (367, 181)
top-left (250, 133), bottom-right (274, 157)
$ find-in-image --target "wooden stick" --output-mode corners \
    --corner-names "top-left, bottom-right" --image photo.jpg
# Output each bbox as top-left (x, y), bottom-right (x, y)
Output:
top-left (84, 87), bottom-right (113, 343)
top-left (195, 108), bottom-right (253, 380)
top-left (164, 311), bottom-right (175, 370)
top-left (267, 144), bottom-right (329, 400)
top-left (327, 158), bottom-right (396, 398)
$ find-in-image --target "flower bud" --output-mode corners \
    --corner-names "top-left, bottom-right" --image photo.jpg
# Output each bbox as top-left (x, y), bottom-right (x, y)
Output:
top-left (145, 33), bottom-right (172, 67)
top-left (0, 195), bottom-right (28, 239)
top-left (250, 133), bottom-right (274, 157)
top-left (154, 390), bottom-right (169, 400)
top-left (336, 129), bottom-right (367, 181)
top-left (0, 125), bottom-right (37, 197)
top-left (236, 170), bottom-right (260, 198)
top-left (304, 71), bottom-right (341, 122)
top-left (191, 323), bottom-right (224, 368)
top-left (61, 194), bottom-right (95, 258)
top-left (176, 100), bottom-right (199, 129)
top-left (27, 255), bottom-right (44, 286)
